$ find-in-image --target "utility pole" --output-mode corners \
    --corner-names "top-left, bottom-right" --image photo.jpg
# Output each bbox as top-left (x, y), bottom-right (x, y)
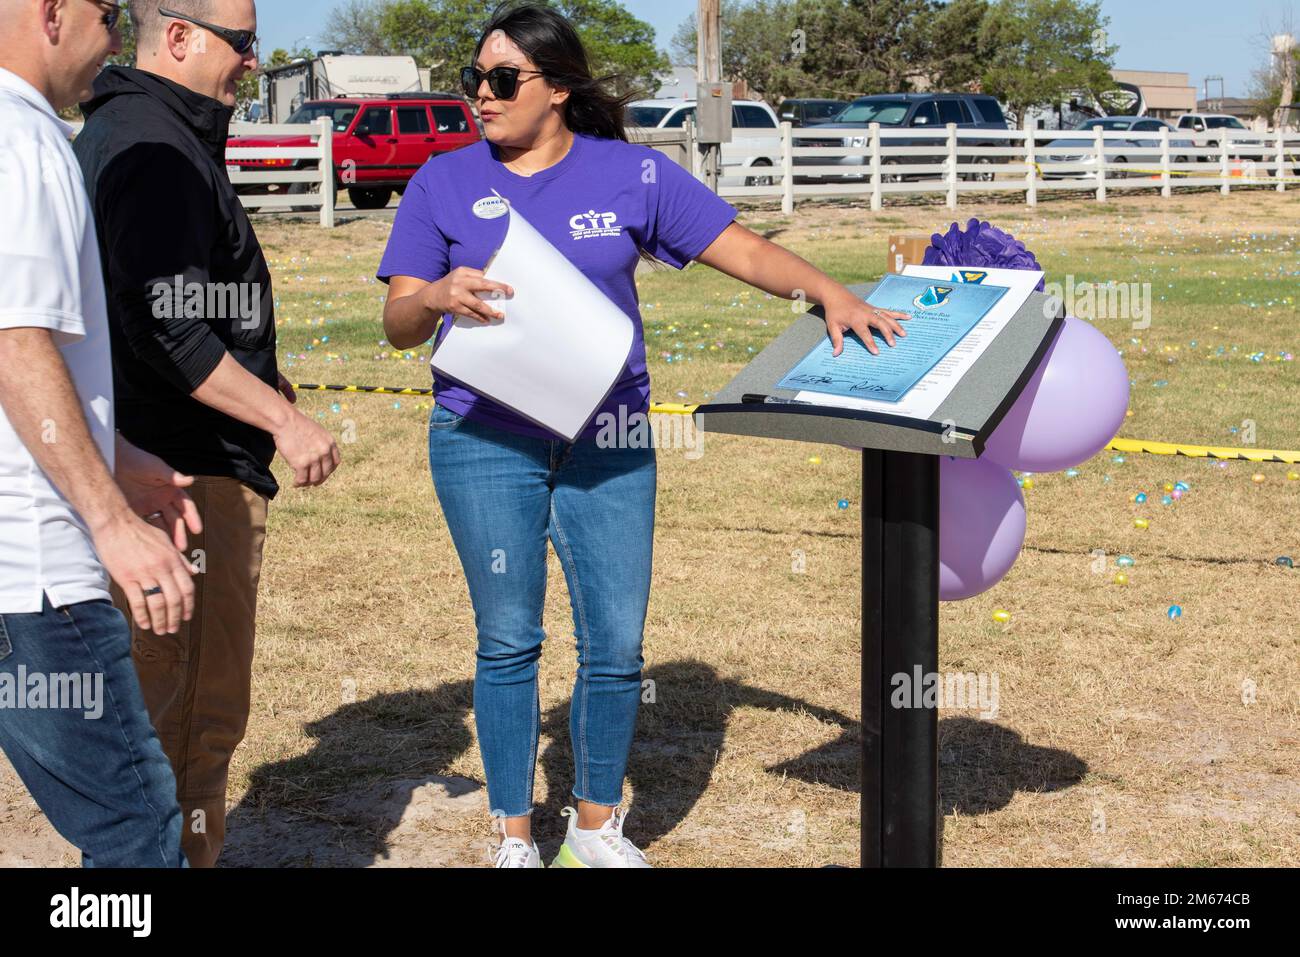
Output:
top-left (1202, 76), bottom-right (1224, 113)
top-left (698, 0), bottom-right (722, 191)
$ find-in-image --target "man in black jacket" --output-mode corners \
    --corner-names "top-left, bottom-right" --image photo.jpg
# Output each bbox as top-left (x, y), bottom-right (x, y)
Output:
top-left (75, 0), bottom-right (340, 867)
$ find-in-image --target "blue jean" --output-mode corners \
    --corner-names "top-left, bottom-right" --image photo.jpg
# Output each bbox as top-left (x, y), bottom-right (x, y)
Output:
top-left (427, 403), bottom-right (657, 817)
top-left (0, 597), bottom-right (186, 867)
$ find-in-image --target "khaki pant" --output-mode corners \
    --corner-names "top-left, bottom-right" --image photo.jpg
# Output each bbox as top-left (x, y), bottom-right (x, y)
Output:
top-left (112, 475), bottom-right (268, 868)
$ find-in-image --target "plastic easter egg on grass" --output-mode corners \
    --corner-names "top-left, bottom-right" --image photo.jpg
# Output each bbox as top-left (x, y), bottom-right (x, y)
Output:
top-left (982, 317), bottom-right (1129, 473)
top-left (939, 457), bottom-right (1027, 601)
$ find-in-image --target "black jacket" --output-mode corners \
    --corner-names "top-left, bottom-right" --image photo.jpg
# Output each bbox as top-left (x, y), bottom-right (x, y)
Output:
top-left (75, 66), bottom-right (279, 498)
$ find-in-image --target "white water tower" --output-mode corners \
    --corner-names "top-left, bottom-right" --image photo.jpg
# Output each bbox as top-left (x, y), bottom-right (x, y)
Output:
top-left (1274, 34), bottom-right (1296, 129)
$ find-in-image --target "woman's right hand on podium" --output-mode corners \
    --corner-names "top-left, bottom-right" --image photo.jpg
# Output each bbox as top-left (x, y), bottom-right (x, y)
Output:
top-left (425, 268), bottom-right (515, 325)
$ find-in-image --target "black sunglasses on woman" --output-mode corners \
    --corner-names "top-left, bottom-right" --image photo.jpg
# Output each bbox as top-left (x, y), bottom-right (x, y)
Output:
top-left (460, 65), bottom-right (545, 100)
top-left (157, 5), bottom-right (258, 55)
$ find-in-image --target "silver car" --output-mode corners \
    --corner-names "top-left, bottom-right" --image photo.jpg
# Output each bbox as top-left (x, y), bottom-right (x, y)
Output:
top-left (1039, 116), bottom-right (1194, 179)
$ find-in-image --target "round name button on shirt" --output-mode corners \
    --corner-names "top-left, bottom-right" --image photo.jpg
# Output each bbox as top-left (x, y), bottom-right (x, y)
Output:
top-left (377, 131), bottom-right (738, 441)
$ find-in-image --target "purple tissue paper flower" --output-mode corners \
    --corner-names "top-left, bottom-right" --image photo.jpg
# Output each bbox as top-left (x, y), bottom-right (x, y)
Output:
top-left (921, 217), bottom-right (1046, 291)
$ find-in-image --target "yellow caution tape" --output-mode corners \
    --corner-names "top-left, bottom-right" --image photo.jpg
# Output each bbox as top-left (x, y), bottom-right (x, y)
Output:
top-left (292, 386), bottom-right (1300, 463)
top-left (1033, 162), bottom-right (1300, 183)
top-left (292, 383), bottom-right (434, 396)
top-left (1104, 438), bottom-right (1300, 464)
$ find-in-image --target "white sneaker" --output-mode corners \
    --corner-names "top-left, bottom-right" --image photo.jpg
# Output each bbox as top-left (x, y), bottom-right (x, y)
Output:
top-left (493, 835), bottom-right (543, 868)
top-left (550, 806), bottom-right (651, 868)
top-left (491, 819), bottom-right (543, 869)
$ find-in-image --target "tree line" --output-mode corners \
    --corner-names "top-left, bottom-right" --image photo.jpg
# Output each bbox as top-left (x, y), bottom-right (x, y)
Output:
top-left (670, 0), bottom-right (1118, 124)
top-left (321, 0), bottom-right (1117, 124)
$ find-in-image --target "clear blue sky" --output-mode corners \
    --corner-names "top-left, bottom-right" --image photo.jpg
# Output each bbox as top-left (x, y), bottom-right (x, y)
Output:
top-left (253, 0), bottom-right (1296, 98)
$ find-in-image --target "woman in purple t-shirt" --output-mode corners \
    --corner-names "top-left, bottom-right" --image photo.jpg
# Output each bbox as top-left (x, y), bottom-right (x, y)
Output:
top-left (379, 1), bottom-right (908, 869)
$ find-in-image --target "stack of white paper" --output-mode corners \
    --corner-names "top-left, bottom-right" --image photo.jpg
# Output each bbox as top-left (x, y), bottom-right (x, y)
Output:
top-left (430, 196), bottom-right (635, 441)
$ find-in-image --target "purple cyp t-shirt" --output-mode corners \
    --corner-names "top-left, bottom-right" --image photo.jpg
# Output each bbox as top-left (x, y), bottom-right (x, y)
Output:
top-left (377, 131), bottom-right (738, 441)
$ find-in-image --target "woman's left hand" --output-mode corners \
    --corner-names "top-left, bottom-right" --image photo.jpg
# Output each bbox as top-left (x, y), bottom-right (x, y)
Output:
top-left (821, 290), bottom-right (911, 357)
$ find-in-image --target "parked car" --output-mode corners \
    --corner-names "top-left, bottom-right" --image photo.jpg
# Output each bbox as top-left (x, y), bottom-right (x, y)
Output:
top-left (226, 92), bottom-right (480, 210)
top-left (624, 98), bottom-right (782, 186)
top-left (1175, 113), bottom-right (1268, 160)
top-left (777, 98), bottom-right (849, 127)
top-left (1038, 116), bottom-right (1194, 180)
top-left (793, 93), bottom-right (1010, 183)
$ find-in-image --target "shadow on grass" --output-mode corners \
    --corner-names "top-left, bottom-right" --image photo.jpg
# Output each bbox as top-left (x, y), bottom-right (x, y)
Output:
top-left (226, 664), bottom-right (1086, 864)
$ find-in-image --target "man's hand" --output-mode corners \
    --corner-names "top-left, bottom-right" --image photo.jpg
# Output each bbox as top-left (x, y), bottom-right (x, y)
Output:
top-left (91, 510), bottom-right (197, 635)
top-left (188, 355), bottom-right (340, 489)
top-left (273, 410), bottom-right (341, 488)
top-left (115, 437), bottom-right (203, 551)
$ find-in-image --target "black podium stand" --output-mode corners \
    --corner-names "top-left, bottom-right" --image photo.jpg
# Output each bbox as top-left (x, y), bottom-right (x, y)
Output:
top-left (693, 280), bottom-right (1062, 867)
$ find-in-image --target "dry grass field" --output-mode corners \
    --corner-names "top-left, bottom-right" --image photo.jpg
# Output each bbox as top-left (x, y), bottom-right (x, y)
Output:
top-left (2, 185), bottom-right (1297, 867)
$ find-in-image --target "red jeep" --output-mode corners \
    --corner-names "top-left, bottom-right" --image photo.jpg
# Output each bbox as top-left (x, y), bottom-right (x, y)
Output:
top-left (227, 92), bottom-right (481, 210)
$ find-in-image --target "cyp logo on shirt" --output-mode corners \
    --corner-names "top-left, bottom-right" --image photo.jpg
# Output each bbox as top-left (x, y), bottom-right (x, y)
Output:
top-left (569, 209), bottom-right (622, 240)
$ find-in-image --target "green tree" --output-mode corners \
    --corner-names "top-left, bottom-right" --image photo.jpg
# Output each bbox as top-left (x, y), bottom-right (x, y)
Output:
top-left (799, 0), bottom-right (935, 98)
top-left (923, 0), bottom-right (989, 92)
top-left (555, 0), bottom-right (668, 96)
top-left (320, 0), bottom-right (666, 96)
top-left (264, 46), bottom-right (318, 68)
top-left (976, 0), bottom-right (1114, 125)
top-left (376, 0), bottom-right (482, 90)
top-left (1247, 46), bottom-right (1299, 121)
top-left (322, 0), bottom-right (397, 54)
top-left (671, 0), bottom-right (807, 102)
top-left (108, 12), bottom-right (137, 65)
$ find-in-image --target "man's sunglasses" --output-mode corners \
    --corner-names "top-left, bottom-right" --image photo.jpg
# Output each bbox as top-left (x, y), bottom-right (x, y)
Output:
top-left (460, 65), bottom-right (545, 100)
top-left (158, 6), bottom-right (258, 55)
top-left (93, 0), bottom-right (124, 30)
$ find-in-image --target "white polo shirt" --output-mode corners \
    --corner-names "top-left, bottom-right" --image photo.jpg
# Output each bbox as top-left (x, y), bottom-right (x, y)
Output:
top-left (0, 67), bottom-right (115, 614)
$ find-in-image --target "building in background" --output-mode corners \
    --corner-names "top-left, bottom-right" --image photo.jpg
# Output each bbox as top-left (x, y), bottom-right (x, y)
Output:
top-left (1109, 69), bottom-right (1197, 119)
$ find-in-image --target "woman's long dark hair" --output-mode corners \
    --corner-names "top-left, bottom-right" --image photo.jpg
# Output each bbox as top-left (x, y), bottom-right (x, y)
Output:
top-left (474, 1), bottom-right (640, 142)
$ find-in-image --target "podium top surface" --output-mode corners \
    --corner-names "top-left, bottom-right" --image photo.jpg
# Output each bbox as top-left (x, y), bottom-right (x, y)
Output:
top-left (692, 280), bottom-right (1063, 458)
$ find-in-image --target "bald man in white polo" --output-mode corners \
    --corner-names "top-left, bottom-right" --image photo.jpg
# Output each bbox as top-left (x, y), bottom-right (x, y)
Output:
top-left (0, 0), bottom-right (198, 867)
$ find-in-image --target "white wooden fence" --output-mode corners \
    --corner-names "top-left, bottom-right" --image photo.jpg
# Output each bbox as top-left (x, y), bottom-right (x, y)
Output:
top-left (217, 116), bottom-right (1298, 225)
top-left (225, 116), bottom-right (335, 227)
top-left (694, 122), bottom-right (1300, 212)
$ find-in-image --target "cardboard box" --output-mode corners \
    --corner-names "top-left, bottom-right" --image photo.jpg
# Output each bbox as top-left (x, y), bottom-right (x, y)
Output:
top-left (887, 234), bottom-right (932, 274)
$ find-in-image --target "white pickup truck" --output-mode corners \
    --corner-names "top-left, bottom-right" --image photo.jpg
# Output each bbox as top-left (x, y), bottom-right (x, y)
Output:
top-left (625, 98), bottom-right (782, 187)
top-left (1175, 113), bottom-right (1268, 158)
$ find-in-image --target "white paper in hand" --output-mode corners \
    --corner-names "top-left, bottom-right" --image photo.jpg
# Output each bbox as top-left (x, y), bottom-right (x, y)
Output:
top-left (430, 194), bottom-right (635, 441)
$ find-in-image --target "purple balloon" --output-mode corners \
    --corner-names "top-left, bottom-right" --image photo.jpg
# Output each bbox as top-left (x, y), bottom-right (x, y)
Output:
top-left (982, 317), bottom-right (1129, 473)
top-left (940, 456), bottom-right (1026, 601)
